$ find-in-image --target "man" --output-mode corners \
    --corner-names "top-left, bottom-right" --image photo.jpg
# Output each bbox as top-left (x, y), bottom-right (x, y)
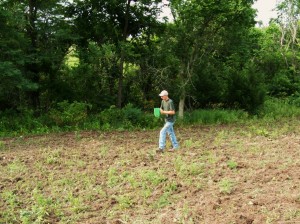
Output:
top-left (157, 90), bottom-right (179, 152)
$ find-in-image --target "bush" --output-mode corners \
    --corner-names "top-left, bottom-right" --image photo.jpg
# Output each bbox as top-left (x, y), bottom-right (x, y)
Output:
top-left (122, 103), bottom-right (143, 125)
top-left (227, 63), bottom-right (266, 113)
top-left (99, 105), bottom-right (124, 128)
top-left (49, 101), bottom-right (91, 127)
top-left (0, 109), bottom-right (51, 137)
top-left (98, 104), bottom-right (161, 130)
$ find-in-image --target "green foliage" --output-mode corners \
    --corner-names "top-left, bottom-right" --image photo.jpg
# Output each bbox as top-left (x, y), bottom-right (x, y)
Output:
top-left (256, 20), bottom-right (300, 100)
top-left (49, 101), bottom-right (91, 127)
top-left (154, 192), bottom-right (171, 209)
top-left (7, 159), bottom-right (27, 174)
top-left (0, 0), bottom-right (299, 130)
top-left (99, 104), bottom-right (160, 130)
top-left (0, 104), bottom-right (161, 136)
top-left (162, 0), bottom-right (257, 115)
top-left (0, 5), bottom-right (34, 110)
top-left (183, 109), bottom-right (248, 125)
top-left (99, 106), bottom-right (126, 129)
top-left (219, 179), bottom-right (235, 194)
top-left (174, 156), bottom-right (205, 177)
top-left (227, 160), bottom-right (238, 169)
top-left (268, 70), bottom-right (300, 97)
top-left (259, 97), bottom-right (300, 119)
top-left (0, 109), bottom-right (50, 137)
top-left (1, 190), bottom-right (19, 223)
top-left (65, 42), bottom-right (118, 110)
top-left (115, 195), bottom-right (134, 209)
top-left (0, 141), bottom-right (5, 150)
top-left (140, 170), bottom-right (167, 186)
top-left (122, 104), bottom-right (143, 125)
top-left (227, 62), bottom-right (266, 113)
top-left (2, 99), bottom-right (300, 137)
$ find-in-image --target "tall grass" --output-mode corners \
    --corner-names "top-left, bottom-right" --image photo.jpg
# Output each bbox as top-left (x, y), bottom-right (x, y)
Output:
top-left (181, 109), bottom-right (248, 125)
top-left (1, 98), bottom-right (300, 137)
top-left (258, 98), bottom-right (300, 120)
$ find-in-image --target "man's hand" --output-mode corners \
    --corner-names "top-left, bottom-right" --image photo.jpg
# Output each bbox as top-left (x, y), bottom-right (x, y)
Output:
top-left (160, 109), bottom-right (175, 115)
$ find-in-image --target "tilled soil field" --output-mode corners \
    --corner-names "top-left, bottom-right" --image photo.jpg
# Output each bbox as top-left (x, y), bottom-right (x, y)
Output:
top-left (1, 120), bottom-right (300, 223)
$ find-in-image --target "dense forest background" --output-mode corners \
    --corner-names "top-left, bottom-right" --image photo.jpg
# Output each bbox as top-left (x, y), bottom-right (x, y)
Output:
top-left (1, 0), bottom-right (300, 134)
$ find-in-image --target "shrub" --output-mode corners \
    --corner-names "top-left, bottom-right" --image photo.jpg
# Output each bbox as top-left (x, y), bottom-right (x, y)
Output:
top-left (49, 101), bottom-right (91, 126)
top-left (98, 104), bottom-right (161, 130)
top-left (99, 105), bottom-right (124, 128)
top-left (227, 63), bottom-right (266, 113)
top-left (0, 109), bottom-right (50, 136)
top-left (122, 103), bottom-right (143, 125)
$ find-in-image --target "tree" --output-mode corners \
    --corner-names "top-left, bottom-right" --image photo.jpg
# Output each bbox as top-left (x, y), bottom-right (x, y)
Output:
top-left (0, 2), bottom-right (35, 110)
top-left (70, 0), bottom-right (163, 108)
top-left (0, 0), bottom-right (74, 111)
top-left (257, 0), bottom-right (300, 98)
top-left (276, 0), bottom-right (300, 75)
top-left (162, 0), bottom-right (257, 117)
top-left (23, 0), bottom-right (74, 109)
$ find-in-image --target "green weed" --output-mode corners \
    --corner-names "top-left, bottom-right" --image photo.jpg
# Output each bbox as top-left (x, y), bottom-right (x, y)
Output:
top-left (46, 153), bottom-right (62, 165)
top-left (227, 160), bottom-right (238, 169)
top-left (0, 140), bottom-right (5, 150)
top-left (219, 179), bottom-right (235, 194)
top-left (115, 195), bottom-right (134, 209)
top-left (1, 190), bottom-right (19, 223)
top-left (4, 97), bottom-right (300, 137)
top-left (141, 189), bottom-right (152, 199)
top-left (124, 173), bottom-right (139, 189)
top-left (261, 207), bottom-right (281, 224)
top-left (140, 170), bottom-right (167, 186)
top-left (63, 192), bottom-right (88, 214)
top-left (107, 167), bottom-right (120, 188)
top-left (177, 202), bottom-right (193, 223)
top-left (86, 185), bottom-right (106, 201)
top-left (200, 151), bottom-right (218, 164)
top-left (30, 188), bottom-right (55, 223)
top-left (259, 98), bottom-right (300, 120)
top-left (165, 182), bottom-right (178, 193)
top-left (174, 156), bottom-right (204, 177)
top-left (74, 131), bottom-right (82, 141)
top-left (283, 209), bottom-right (300, 221)
top-left (7, 159), bottom-right (27, 174)
top-left (183, 139), bottom-right (193, 148)
top-left (154, 192), bottom-right (171, 209)
top-left (99, 146), bottom-right (109, 158)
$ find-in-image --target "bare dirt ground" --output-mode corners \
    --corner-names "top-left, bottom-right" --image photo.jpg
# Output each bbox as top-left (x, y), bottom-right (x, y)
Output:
top-left (1, 120), bottom-right (300, 224)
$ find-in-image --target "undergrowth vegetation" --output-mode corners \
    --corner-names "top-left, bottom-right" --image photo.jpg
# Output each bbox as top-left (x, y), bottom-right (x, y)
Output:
top-left (1, 98), bottom-right (300, 137)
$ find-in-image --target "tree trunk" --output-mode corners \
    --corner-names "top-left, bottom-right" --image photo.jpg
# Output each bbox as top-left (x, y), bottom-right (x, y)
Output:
top-left (27, 0), bottom-right (40, 109)
top-left (117, 55), bottom-right (124, 108)
top-left (117, 0), bottom-right (131, 108)
top-left (178, 91), bottom-right (185, 118)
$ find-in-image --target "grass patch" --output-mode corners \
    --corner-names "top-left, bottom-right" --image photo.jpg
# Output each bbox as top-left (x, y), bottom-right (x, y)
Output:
top-left (182, 109), bottom-right (248, 125)
top-left (219, 178), bottom-right (235, 195)
top-left (227, 160), bottom-right (238, 170)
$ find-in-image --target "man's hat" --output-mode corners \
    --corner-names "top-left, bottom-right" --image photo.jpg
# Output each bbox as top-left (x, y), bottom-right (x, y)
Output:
top-left (159, 90), bottom-right (168, 96)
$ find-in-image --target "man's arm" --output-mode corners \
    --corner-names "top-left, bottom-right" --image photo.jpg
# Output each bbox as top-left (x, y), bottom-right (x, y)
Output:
top-left (160, 100), bottom-right (175, 115)
top-left (160, 109), bottom-right (175, 115)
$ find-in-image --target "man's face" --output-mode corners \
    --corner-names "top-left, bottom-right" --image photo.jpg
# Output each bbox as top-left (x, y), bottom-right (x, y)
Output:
top-left (161, 95), bottom-right (168, 101)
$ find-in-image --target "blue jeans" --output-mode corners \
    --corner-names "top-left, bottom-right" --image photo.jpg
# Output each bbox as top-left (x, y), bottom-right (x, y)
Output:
top-left (159, 121), bottom-right (179, 149)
